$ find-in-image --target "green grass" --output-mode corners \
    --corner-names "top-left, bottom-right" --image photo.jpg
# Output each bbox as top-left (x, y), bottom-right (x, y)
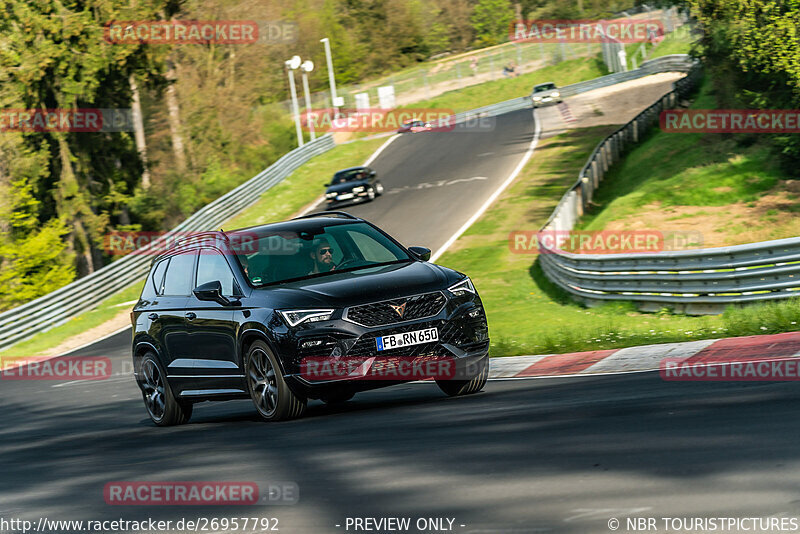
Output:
top-left (224, 137), bottom-right (388, 230)
top-left (648, 27), bottom-right (696, 59)
top-left (578, 78), bottom-right (786, 239)
top-left (435, 126), bottom-right (738, 356)
top-left (405, 55), bottom-right (608, 114)
top-left (0, 281), bottom-right (143, 360)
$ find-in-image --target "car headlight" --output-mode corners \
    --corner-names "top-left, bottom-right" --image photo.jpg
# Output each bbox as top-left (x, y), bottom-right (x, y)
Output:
top-left (532, 95), bottom-right (542, 101)
top-left (352, 186), bottom-right (365, 193)
top-left (325, 192), bottom-right (336, 199)
top-left (448, 277), bottom-right (476, 296)
top-left (551, 91), bottom-right (560, 98)
top-left (278, 309), bottom-right (334, 327)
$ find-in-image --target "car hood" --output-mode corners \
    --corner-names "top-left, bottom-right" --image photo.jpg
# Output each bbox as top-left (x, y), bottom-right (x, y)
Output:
top-left (325, 181), bottom-right (369, 194)
top-left (254, 261), bottom-right (458, 309)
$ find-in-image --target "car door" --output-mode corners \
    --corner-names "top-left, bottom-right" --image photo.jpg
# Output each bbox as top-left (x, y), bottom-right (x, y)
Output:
top-left (183, 249), bottom-right (239, 376)
top-left (154, 250), bottom-right (196, 371)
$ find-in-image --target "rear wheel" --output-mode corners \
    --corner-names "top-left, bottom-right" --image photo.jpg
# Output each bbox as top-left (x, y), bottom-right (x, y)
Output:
top-left (436, 356), bottom-right (488, 397)
top-left (140, 353), bottom-right (192, 426)
top-left (245, 341), bottom-right (306, 421)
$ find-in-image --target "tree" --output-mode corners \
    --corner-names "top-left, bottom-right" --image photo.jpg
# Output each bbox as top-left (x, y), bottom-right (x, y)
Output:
top-left (471, 0), bottom-right (515, 47)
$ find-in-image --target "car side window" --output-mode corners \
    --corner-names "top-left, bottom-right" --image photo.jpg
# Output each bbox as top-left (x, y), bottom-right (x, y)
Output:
top-left (196, 250), bottom-right (236, 297)
top-left (151, 259), bottom-right (168, 295)
top-left (162, 251), bottom-right (196, 296)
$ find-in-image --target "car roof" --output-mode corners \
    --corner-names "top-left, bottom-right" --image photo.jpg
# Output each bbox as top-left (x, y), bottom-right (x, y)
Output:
top-left (227, 216), bottom-right (364, 240)
top-left (534, 82), bottom-right (556, 88)
top-left (334, 166), bottom-right (367, 173)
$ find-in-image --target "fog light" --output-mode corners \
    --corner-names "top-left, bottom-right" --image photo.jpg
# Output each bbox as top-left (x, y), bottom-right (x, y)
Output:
top-left (468, 308), bottom-right (482, 318)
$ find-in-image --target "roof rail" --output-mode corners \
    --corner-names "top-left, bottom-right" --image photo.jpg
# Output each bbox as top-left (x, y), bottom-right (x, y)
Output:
top-left (292, 211), bottom-right (361, 221)
top-left (169, 230), bottom-right (229, 247)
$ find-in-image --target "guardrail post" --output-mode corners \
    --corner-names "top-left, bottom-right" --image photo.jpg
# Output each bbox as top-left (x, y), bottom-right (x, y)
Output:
top-left (591, 160), bottom-right (600, 186)
top-left (633, 119), bottom-right (638, 143)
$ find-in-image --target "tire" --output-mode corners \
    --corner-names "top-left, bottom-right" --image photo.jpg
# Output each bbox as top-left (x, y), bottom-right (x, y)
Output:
top-left (375, 182), bottom-right (384, 196)
top-left (320, 390), bottom-right (355, 405)
top-left (367, 187), bottom-right (376, 200)
top-left (436, 356), bottom-right (489, 397)
top-left (139, 352), bottom-right (192, 426)
top-left (245, 340), bottom-right (306, 421)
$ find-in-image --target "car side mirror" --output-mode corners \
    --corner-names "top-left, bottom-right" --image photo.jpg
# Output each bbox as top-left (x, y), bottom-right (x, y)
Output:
top-left (408, 246), bottom-right (431, 261)
top-left (193, 280), bottom-right (231, 306)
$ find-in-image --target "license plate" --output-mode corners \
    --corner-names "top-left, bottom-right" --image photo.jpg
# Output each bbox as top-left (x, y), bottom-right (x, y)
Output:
top-left (376, 327), bottom-right (438, 351)
top-left (338, 193), bottom-right (354, 200)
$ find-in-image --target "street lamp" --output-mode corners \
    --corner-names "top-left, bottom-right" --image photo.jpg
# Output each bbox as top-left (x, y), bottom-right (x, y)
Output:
top-left (285, 55), bottom-right (304, 147)
top-left (320, 38), bottom-right (340, 117)
top-left (300, 60), bottom-right (316, 141)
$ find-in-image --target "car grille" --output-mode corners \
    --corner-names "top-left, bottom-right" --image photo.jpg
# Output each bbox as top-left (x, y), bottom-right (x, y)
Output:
top-left (344, 291), bottom-right (446, 327)
top-left (346, 319), bottom-right (476, 359)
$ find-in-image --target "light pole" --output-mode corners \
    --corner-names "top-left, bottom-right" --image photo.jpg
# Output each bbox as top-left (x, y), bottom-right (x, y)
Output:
top-left (320, 37), bottom-right (339, 117)
top-left (285, 55), bottom-right (304, 147)
top-left (300, 60), bottom-right (316, 141)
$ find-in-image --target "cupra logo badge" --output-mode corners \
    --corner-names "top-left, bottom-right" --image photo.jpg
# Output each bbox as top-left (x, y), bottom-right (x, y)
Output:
top-left (389, 301), bottom-right (407, 318)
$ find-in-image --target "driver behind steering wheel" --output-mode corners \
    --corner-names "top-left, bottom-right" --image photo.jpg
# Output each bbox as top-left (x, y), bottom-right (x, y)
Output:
top-left (308, 238), bottom-right (337, 274)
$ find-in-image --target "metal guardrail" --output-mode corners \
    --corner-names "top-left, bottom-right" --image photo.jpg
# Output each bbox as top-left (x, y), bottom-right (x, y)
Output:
top-left (535, 57), bottom-right (800, 315)
top-left (0, 134), bottom-right (335, 351)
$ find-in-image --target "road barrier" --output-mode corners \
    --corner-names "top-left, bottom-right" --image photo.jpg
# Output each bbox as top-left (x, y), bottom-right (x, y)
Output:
top-left (535, 58), bottom-right (800, 315)
top-left (0, 135), bottom-right (335, 351)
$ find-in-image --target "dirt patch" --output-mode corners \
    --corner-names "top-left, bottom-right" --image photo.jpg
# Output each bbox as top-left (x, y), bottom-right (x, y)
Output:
top-left (601, 186), bottom-right (800, 249)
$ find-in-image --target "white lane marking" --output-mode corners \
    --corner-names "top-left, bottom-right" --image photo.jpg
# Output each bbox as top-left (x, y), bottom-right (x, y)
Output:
top-left (363, 133), bottom-right (400, 166)
top-left (113, 299), bottom-right (138, 307)
top-left (582, 339), bottom-right (717, 374)
top-left (477, 151), bottom-right (495, 157)
top-left (387, 176), bottom-right (488, 195)
top-left (430, 109), bottom-right (541, 262)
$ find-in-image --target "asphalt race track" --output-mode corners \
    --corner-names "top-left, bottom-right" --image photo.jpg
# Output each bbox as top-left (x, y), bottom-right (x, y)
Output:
top-left (5, 331), bottom-right (800, 533)
top-left (4, 106), bottom-right (799, 533)
top-left (314, 108), bottom-right (539, 254)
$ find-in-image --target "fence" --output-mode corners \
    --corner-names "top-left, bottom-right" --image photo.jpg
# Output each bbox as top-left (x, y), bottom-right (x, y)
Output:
top-left (0, 135), bottom-right (335, 352)
top-left (535, 57), bottom-right (800, 315)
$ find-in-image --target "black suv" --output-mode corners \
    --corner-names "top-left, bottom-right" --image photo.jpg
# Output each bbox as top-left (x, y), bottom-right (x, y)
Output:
top-left (131, 213), bottom-right (489, 425)
top-left (324, 166), bottom-right (384, 209)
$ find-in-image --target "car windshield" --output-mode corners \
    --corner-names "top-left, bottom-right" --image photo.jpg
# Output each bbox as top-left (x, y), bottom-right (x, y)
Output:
top-left (534, 83), bottom-right (556, 92)
top-left (330, 169), bottom-right (365, 184)
top-left (236, 221), bottom-right (411, 286)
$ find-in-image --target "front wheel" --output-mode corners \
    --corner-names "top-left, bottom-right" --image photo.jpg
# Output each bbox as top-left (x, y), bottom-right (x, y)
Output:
top-left (436, 357), bottom-right (488, 397)
top-left (245, 341), bottom-right (306, 422)
top-left (139, 353), bottom-right (192, 426)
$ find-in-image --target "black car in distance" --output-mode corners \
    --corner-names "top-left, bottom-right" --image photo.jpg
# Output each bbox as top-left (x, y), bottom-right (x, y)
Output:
top-left (131, 212), bottom-right (490, 425)
top-left (324, 166), bottom-right (384, 209)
